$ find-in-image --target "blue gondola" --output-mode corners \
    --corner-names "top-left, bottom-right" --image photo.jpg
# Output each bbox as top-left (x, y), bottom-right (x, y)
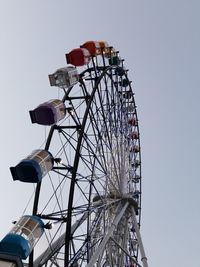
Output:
top-left (10, 150), bottom-right (53, 183)
top-left (119, 78), bottom-right (130, 87)
top-left (115, 67), bottom-right (126, 76)
top-left (0, 216), bottom-right (44, 260)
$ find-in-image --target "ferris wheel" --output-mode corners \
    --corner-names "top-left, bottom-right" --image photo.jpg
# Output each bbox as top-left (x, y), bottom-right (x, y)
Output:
top-left (0, 41), bottom-right (148, 267)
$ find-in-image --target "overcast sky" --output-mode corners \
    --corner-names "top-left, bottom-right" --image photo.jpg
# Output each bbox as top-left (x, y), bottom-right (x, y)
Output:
top-left (0, 1), bottom-right (199, 266)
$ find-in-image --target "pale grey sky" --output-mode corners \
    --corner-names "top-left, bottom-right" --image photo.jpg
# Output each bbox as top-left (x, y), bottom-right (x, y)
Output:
top-left (0, 1), bottom-right (199, 266)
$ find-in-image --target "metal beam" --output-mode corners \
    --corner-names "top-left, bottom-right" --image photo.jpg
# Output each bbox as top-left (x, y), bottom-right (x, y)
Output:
top-left (110, 237), bottom-right (142, 267)
top-left (33, 211), bottom-right (88, 267)
top-left (86, 201), bottom-right (129, 267)
top-left (131, 207), bottom-right (148, 267)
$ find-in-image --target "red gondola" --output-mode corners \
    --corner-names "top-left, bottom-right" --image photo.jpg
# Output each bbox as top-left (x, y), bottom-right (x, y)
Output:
top-left (66, 48), bottom-right (90, 66)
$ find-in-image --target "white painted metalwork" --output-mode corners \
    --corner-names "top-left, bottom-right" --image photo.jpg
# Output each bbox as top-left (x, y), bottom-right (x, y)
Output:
top-left (132, 207), bottom-right (149, 267)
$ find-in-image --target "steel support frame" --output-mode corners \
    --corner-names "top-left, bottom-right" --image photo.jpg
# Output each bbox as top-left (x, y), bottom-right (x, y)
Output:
top-left (86, 201), bottom-right (129, 267)
top-left (131, 207), bottom-right (148, 267)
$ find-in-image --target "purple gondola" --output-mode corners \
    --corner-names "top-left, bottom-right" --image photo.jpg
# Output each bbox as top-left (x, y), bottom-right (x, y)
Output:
top-left (29, 99), bottom-right (66, 126)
